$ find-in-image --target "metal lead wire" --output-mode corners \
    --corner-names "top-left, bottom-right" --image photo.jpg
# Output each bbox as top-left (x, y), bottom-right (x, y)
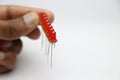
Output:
top-left (53, 43), bottom-right (56, 48)
top-left (51, 43), bottom-right (53, 68)
top-left (48, 42), bottom-right (50, 55)
top-left (47, 42), bottom-right (50, 63)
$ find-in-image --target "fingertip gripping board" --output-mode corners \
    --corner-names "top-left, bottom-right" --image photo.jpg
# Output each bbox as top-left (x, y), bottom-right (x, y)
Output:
top-left (39, 12), bottom-right (57, 43)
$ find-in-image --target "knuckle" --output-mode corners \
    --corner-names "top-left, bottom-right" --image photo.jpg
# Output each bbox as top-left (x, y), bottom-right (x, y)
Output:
top-left (6, 20), bottom-right (21, 40)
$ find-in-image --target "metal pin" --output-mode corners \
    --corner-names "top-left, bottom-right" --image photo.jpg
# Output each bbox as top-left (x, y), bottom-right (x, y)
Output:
top-left (51, 43), bottom-right (53, 68)
top-left (47, 42), bottom-right (50, 63)
top-left (48, 42), bottom-right (50, 54)
top-left (41, 31), bottom-right (44, 51)
top-left (53, 43), bottom-right (56, 48)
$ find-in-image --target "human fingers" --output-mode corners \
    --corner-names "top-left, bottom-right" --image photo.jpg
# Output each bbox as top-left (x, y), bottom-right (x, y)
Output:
top-left (0, 12), bottom-right (39, 40)
top-left (0, 5), bottom-right (54, 23)
top-left (0, 39), bottom-right (22, 73)
top-left (27, 28), bottom-right (40, 40)
top-left (0, 5), bottom-right (54, 40)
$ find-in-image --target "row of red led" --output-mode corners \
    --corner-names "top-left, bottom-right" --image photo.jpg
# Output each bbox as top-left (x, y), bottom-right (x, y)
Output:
top-left (39, 12), bottom-right (57, 43)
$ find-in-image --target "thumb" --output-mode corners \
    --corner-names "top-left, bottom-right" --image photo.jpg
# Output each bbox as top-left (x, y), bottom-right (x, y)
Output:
top-left (0, 12), bottom-right (39, 40)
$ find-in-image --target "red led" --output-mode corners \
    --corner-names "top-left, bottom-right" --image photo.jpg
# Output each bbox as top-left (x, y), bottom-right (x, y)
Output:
top-left (50, 31), bottom-right (57, 42)
top-left (39, 12), bottom-right (57, 43)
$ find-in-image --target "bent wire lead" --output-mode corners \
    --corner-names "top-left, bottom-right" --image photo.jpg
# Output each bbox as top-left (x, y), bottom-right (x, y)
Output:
top-left (39, 12), bottom-right (57, 68)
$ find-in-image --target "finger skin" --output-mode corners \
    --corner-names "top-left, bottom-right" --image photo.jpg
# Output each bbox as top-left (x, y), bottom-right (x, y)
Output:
top-left (27, 28), bottom-right (40, 40)
top-left (0, 5), bottom-right (54, 40)
top-left (0, 39), bottom-right (22, 73)
top-left (0, 5), bottom-right (54, 23)
top-left (0, 12), bottom-right (39, 40)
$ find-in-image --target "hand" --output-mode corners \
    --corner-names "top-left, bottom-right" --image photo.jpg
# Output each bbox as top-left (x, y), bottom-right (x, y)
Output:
top-left (0, 5), bottom-right (54, 73)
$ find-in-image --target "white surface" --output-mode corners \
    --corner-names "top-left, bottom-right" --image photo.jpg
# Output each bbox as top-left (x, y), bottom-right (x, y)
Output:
top-left (0, 0), bottom-right (120, 80)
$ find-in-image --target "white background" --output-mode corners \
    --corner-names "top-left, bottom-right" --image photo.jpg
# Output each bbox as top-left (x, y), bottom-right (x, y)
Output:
top-left (0, 0), bottom-right (120, 80)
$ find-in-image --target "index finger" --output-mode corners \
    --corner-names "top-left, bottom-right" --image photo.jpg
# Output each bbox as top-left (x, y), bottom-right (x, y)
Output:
top-left (0, 5), bottom-right (54, 23)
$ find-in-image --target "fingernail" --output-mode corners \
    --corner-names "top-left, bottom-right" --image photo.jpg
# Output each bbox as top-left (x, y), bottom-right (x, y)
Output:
top-left (23, 12), bottom-right (39, 26)
top-left (0, 51), bottom-right (5, 60)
